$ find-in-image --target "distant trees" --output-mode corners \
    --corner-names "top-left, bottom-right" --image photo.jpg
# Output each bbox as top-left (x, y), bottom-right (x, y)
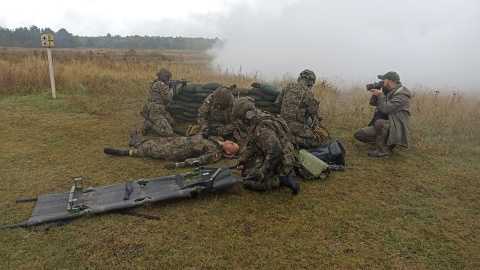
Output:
top-left (0, 25), bottom-right (222, 51)
top-left (55, 28), bottom-right (82, 48)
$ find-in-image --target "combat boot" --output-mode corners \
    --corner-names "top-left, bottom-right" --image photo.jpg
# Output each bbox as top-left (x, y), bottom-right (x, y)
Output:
top-left (128, 130), bottom-right (140, 147)
top-left (141, 120), bottom-right (154, 136)
top-left (279, 171), bottom-right (300, 195)
top-left (103, 146), bottom-right (129, 156)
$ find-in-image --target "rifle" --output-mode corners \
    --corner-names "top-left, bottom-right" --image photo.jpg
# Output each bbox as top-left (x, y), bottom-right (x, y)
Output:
top-left (166, 79), bottom-right (189, 94)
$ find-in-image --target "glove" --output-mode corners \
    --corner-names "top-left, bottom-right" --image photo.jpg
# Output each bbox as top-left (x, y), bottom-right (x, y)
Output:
top-left (201, 128), bottom-right (218, 139)
top-left (164, 162), bottom-right (187, 170)
top-left (202, 129), bottom-right (210, 139)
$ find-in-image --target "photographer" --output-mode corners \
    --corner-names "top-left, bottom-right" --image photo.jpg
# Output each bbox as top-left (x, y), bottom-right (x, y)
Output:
top-left (354, 71), bottom-right (411, 157)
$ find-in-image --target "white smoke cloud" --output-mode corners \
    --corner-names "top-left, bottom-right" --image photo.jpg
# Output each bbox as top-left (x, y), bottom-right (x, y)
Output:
top-left (210, 0), bottom-right (480, 93)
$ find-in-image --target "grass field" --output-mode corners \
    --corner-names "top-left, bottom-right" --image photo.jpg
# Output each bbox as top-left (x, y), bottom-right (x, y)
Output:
top-left (1, 48), bottom-right (479, 269)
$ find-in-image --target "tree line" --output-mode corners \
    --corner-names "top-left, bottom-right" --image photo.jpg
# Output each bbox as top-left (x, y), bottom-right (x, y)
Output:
top-left (0, 25), bottom-right (223, 51)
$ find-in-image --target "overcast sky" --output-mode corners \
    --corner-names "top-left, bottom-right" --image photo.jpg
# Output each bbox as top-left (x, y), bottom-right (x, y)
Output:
top-left (1, 0), bottom-right (479, 93)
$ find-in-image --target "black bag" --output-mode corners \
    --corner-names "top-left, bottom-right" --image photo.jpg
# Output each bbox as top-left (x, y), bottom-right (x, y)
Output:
top-left (310, 139), bottom-right (346, 166)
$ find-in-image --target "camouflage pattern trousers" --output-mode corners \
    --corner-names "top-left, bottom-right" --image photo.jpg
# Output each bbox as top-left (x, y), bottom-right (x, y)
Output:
top-left (241, 158), bottom-right (281, 191)
top-left (141, 103), bottom-right (175, 136)
top-left (286, 120), bottom-right (323, 149)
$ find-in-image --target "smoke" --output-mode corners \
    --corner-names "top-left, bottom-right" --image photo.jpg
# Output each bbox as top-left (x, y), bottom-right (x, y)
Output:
top-left (210, 0), bottom-right (480, 93)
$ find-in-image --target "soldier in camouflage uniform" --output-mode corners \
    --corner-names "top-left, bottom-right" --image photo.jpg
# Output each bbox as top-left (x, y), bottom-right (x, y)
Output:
top-left (275, 69), bottom-right (327, 149)
top-left (197, 86), bottom-right (242, 141)
top-left (232, 97), bottom-right (300, 195)
top-left (140, 68), bottom-right (176, 137)
top-left (103, 132), bottom-right (239, 169)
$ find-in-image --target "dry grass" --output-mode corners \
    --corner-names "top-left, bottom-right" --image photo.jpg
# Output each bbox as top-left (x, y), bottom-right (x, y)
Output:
top-left (0, 48), bottom-right (479, 269)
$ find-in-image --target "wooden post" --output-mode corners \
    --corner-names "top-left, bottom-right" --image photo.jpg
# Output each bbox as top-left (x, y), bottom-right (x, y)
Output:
top-left (46, 47), bottom-right (56, 99)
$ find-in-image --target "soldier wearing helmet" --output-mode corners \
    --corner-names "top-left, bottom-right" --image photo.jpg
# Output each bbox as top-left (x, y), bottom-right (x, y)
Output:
top-left (140, 68), bottom-right (176, 136)
top-left (197, 86), bottom-right (242, 141)
top-left (232, 97), bottom-right (300, 195)
top-left (275, 69), bottom-right (328, 149)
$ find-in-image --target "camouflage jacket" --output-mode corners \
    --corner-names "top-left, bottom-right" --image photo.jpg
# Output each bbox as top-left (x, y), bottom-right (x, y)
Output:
top-left (197, 94), bottom-right (241, 136)
top-left (239, 112), bottom-right (296, 176)
top-left (275, 82), bottom-right (319, 122)
top-left (147, 79), bottom-right (173, 106)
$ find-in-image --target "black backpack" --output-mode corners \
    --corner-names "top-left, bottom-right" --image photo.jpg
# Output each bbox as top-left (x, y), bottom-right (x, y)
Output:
top-left (310, 139), bottom-right (346, 166)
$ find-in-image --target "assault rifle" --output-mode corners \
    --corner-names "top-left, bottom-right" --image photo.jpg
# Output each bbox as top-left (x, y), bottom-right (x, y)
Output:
top-left (167, 79), bottom-right (189, 94)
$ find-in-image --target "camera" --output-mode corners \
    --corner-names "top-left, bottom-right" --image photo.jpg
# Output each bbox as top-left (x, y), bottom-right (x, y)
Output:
top-left (366, 81), bottom-right (384, 91)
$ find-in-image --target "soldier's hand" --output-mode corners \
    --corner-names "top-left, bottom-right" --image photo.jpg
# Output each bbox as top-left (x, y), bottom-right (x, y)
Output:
top-left (235, 160), bottom-right (246, 170)
top-left (165, 162), bottom-right (187, 170)
top-left (202, 129), bottom-right (210, 139)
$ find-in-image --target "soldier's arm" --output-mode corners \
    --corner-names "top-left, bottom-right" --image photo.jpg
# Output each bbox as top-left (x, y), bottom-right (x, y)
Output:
top-left (185, 144), bottom-right (222, 166)
top-left (237, 141), bottom-right (257, 164)
top-left (216, 118), bottom-right (242, 137)
top-left (306, 92), bottom-right (320, 119)
top-left (156, 82), bottom-right (172, 105)
top-left (197, 95), bottom-right (212, 130)
top-left (274, 89), bottom-right (285, 107)
top-left (255, 124), bottom-right (283, 174)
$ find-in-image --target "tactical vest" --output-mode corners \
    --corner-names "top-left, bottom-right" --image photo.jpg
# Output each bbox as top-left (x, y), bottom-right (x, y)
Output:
top-left (165, 136), bottom-right (210, 160)
top-left (280, 83), bottom-right (308, 121)
top-left (204, 95), bottom-right (232, 127)
top-left (249, 113), bottom-right (296, 169)
top-left (147, 79), bottom-right (172, 105)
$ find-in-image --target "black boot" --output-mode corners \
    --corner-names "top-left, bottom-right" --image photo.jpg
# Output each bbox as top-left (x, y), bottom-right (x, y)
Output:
top-left (129, 130), bottom-right (140, 147)
top-left (279, 171), bottom-right (300, 195)
top-left (103, 146), bottom-right (129, 156)
top-left (141, 120), bottom-right (154, 136)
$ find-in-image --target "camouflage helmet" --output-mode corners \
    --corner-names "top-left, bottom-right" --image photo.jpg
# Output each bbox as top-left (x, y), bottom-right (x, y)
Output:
top-left (231, 97), bottom-right (256, 120)
top-left (156, 68), bottom-right (172, 81)
top-left (297, 69), bottom-right (316, 87)
top-left (211, 86), bottom-right (233, 109)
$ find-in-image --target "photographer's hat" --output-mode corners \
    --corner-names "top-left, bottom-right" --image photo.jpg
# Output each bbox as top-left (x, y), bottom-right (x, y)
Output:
top-left (378, 71), bottom-right (400, 83)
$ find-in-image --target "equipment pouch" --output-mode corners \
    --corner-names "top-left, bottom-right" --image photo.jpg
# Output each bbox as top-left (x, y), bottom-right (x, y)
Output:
top-left (193, 143), bottom-right (205, 152)
top-left (186, 124), bottom-right (202, 136)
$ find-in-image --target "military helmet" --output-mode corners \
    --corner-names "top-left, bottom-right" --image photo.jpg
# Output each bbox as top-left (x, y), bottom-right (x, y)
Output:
top-left (231, 97), bottom-right (256, 120)
top-left (297, 69), bottom-right (316, 87)
top-left (156, 68), bottom-right (172, 81)
top-left (211, 86), bottom-right (233, 109)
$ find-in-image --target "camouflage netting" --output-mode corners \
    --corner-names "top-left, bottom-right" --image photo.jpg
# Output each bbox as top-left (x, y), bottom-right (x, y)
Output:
top-left (168, 82), bottom-right (282, 123)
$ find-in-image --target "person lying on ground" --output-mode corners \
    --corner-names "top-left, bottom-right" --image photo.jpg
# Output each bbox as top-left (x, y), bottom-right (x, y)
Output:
top-left (103, 131), bottom-right (239, 169)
